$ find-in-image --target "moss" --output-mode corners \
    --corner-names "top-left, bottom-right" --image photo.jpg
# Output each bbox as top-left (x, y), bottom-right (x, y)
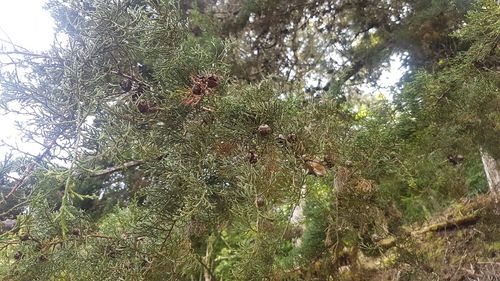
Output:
top-left (380, 252), bottom-right (398, 267)
top-left (486, 242), bottom-right (500, 251)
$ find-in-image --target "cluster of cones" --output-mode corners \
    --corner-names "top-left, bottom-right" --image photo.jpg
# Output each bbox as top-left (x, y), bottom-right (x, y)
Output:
top-left (182, 74), bottom-right (219, 106)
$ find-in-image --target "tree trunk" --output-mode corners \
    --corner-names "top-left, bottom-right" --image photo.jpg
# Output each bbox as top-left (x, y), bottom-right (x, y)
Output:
top-left (290, 185), bottom-right (307, 247)
top-left (203, 235), bottom-right (216, 281)
top-left (480, 148), bottom-right (500, 197)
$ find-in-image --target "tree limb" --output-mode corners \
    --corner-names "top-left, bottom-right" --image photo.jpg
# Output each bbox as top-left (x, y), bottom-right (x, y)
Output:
top-left (89, 160), bottom-right (145, 177)
top-left (88, 154), bottom-right (166, 177)
top-left (412, 214), bottom-right (479, 235)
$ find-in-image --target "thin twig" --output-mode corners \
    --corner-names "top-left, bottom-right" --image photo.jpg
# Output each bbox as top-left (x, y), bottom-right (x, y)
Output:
top-left (3, 136), bottom-right (59, 199)
top-left (90, 160), bottom-right (145, 177)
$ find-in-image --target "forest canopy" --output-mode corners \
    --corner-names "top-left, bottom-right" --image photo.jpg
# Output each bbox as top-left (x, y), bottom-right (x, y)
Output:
top-left (0, 0), bottom-right (498, 280)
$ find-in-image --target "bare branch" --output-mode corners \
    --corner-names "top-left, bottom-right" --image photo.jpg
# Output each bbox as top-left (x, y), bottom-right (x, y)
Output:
top-left (90, 160), bottom-right (145, 177)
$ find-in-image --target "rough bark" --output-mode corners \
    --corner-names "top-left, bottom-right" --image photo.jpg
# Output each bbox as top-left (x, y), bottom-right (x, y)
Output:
top-left (480, 148), bottom-right (500, 197)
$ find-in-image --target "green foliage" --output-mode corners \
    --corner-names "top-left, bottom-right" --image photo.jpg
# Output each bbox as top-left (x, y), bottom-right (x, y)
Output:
top-left (0, 0), bottom-right (496, 280)
top-left (294, 180), bottom-right (330, 262)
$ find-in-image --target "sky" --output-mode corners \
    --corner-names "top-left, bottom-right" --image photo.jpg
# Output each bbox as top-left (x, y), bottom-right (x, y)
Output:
top-left (0, 0), bottom-right (54, 51)
top-left (0, 0), bottom-right (54, 157)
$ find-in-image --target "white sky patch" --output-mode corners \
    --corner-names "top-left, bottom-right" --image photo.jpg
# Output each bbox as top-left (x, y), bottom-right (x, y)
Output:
top-left (378, 54), bottom-right (408, 89)
top-left (0, 0), bottom-right (54, 51)
top-left (358, 53), bottom-right (409, 101)
top-left (0, 0), bottom-right (54, 158)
